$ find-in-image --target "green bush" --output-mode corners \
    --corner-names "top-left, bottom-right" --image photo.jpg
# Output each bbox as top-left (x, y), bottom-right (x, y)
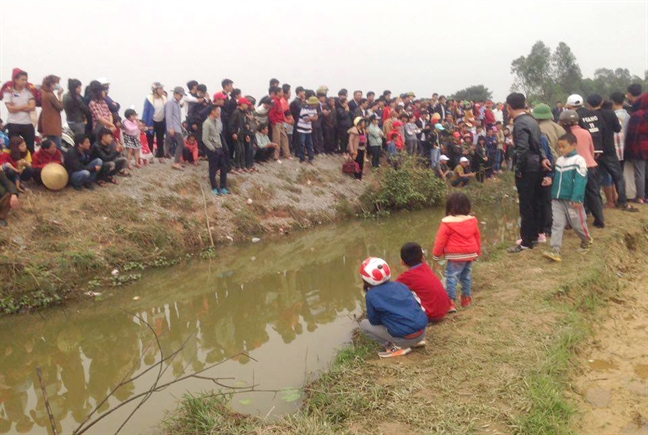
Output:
top-left (361, 159), bottom-right (446, 213)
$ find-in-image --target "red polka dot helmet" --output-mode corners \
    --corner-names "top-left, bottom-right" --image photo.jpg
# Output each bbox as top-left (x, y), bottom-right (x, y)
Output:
top-left (359, 257), bottom-right (391, 286)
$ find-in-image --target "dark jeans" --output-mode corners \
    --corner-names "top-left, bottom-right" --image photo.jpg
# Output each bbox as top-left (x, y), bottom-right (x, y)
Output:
top-left (323, 126), bottom-right (337, 153)
top-left (538, 183), bottom-right (553, 235)
top-left (100, 157), bottom-right (128, 179)
top-left (585, 166), bottom-right (605, 225)
top-left (596, 153), bottom-right (627, 206)
top-left (451, 177), bottom-right (469, 187)
top-left (4, 166), bottom-right (34, 183)
top-left (370, 145), bottom-right (381, 168)
top-left (298, 132), bottom-right (314, 162)
top-left (516, 171), bottom-right (544, 248)
top-left (337, 126), bottom-right (349, 154)
top-left (147, 120), bottom-right (166, 158)
top-left (354, 149), bottom-right (365, 180)
top-left (254, 147), bottom-right (275, 163)
top-left (207, 148), bottom-right (227, 190)
top-left (7, 123), bottom-right (35, 154)
top-left (313, 125), bottom-right (324, 154)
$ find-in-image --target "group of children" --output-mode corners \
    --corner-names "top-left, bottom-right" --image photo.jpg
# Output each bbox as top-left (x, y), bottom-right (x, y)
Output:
top-left (359, 192), bottom-right (481, 357)
top-left (359, 129), bottom-right (596, 357)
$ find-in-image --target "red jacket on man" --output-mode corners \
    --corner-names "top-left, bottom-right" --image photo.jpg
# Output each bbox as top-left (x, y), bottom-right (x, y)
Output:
top-left (432, 215), bottom-right (481, 262)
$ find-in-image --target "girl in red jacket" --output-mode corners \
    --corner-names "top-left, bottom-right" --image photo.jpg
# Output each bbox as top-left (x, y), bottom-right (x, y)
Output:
top-left (432, 192), bottom-right (481, 312)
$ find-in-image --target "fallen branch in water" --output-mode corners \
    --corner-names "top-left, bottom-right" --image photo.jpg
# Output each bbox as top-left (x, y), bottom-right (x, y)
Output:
top-left (71, 312), bottom-right (270, 435)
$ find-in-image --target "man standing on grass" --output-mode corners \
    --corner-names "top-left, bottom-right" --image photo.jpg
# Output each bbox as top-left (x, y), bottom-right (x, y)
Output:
top-left (506, 92), bottom-right (551, 254)
top-left (165, 86), bottom-right (186, 171)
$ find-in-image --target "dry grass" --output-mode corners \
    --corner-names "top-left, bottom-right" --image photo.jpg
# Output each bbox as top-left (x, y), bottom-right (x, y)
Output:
top-left (163, 213), bottom-right (648, 435)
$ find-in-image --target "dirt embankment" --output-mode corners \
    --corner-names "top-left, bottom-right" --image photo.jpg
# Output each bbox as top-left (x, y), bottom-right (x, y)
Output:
top-left (0, 155), bottom-right (366, 313)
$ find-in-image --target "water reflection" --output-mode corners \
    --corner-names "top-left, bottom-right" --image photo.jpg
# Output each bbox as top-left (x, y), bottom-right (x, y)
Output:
top-left (0, 203), bottom-right (519, 434)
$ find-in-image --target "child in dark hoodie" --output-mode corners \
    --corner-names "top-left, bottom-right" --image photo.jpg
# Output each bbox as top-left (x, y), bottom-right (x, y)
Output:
top-left (432, 192), bottom-right (481, 313)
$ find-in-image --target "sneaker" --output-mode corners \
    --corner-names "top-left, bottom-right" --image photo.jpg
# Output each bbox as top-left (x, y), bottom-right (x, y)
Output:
top-left (212, 188), bottom-right (220, 195)
top-left (460, 295), bottom-right (472, 307)
top-left (538, 233), bottom-right (547, 243)
top-left (412, 340), bottom-right (427, 348)
top-left (578, 238), bottom-right (593, 253)
top-left (593, 220), bottom-right (605, 228)
top-left (543, 250), bottom-right (562, 262)
top-left (72, 185), bottom-right (83, 191)
top-left (0, 219), bottom-right (7, 227)
top-left (84, 182), bottom-right (95, 190)
top-left (448, 300), bottom-right (457, 313)
top-left (220, 188), bottom-right (230, 195)
top-left (507, 244), bottom-right (529, 253)
top-left (378, 345), bottom-right (411, 358)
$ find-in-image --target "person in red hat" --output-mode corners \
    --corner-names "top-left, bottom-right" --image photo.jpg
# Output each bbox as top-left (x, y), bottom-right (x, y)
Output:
top-left (1, 69), bottom-right (38, 153)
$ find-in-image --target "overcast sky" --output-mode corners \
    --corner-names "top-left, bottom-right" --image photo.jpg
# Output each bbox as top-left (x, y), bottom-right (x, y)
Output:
top-left (1, 0), bottom-right (647, 119)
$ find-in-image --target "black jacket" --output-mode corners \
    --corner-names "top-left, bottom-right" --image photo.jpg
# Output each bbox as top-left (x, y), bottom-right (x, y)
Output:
top-left (336, 105), bottom-right (352, 129)
top-left (90, 142), bottom-right (120, 163)
top-left (597, 108), bottom-right (621, 155)
top-left (63, 93), bottom-right (92, 124)
top-left (64, 147), bottom-right (99, 174)
top-left (228, 109), bottom-right (252, 141)
top-left (512, 113), bottom-right (546, 174)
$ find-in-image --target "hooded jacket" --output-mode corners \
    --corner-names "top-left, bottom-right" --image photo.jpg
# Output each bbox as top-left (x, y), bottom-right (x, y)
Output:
top-left (432, 215), bottom-right (481, 261)
top-left (624, 92), bottom-right (648, 161)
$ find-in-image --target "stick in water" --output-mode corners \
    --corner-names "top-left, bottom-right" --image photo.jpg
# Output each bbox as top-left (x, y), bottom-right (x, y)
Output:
top-left (36, 366), bottom-right (58, 435)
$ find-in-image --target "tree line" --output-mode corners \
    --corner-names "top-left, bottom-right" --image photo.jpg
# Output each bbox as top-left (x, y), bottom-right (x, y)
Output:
top-left (449, 41), bottom-right (647, 104)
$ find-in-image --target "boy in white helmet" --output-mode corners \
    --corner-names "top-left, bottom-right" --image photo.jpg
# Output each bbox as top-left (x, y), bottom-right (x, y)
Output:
top-left (358, 257), bottom-right (428, 358)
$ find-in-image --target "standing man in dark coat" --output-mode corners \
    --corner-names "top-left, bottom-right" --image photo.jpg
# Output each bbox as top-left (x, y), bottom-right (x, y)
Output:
top-left (506, 93), bottom-right (551, 253)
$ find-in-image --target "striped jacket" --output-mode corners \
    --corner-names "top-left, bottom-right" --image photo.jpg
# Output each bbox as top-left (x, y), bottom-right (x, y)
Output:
top-left (551, 150), bottom-right (587, 203)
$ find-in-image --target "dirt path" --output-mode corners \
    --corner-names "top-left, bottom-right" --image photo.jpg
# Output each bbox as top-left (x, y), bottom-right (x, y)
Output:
top-left (572, 262), bottom-right (648, 434)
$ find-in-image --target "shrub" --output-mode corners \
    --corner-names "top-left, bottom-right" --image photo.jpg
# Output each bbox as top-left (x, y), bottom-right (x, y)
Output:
top-left (361, 159), bottom-right (446, 213)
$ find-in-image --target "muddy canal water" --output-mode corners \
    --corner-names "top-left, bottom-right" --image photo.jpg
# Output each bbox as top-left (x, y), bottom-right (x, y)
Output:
top-left (0, 203), bottom-right (519, 434)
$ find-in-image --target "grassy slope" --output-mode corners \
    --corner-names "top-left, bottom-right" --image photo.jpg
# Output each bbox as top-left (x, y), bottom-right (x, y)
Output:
top-left (0, 156), bottom-right (362, 314)
top-left (163, 210), bottom-right (648, 435)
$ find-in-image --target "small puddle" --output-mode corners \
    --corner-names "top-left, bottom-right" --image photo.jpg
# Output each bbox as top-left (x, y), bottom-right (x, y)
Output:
top-left (634, 364), bottom-right (648, 380)
top-left (0, 204), bottom-right (520, 434)
top-left (588, 359), bottom-right (619, 371)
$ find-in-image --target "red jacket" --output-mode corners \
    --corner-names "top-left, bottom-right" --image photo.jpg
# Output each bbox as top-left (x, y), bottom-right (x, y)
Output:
top-left (432, 215), bottom-right (481, 262)
top-left (268, 96), bottom-right (286, 125)
top-left (32, 149), bottom-right (63, 169)
top-left (396, 263), bottom-right (449, 321)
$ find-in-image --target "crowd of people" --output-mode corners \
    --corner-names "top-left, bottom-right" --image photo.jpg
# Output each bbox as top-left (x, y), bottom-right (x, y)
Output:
top-left (1, 67), bottom-right (646, 243)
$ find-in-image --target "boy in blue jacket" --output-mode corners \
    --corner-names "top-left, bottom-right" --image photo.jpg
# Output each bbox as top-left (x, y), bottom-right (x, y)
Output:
top-left (358, 257), bottom-right (428, 358)
top-left (543, 133), bottom-right (593, 262)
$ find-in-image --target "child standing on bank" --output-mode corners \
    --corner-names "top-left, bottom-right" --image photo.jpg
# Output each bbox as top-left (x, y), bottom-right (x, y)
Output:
top-left (543, 133), bottom-right (592, 262)
top-left (122, 109), bottom-right (142, 169)
top-left (432, 192), bottom-right (481, 313)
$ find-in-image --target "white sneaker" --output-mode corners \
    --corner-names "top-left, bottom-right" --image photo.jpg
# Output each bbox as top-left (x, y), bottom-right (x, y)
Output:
top-left (412, 340), bottom-right (427, 348)
top-left (538, 233), bottom-right (547, 243)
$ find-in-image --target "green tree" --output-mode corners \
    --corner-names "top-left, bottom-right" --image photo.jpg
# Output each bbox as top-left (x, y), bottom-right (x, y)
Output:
top-left (510, 41), bottom-right (554, 101)
top-left (451, 84), bottom-right (493, 102)
top-left (551, 42), bottom-right (582, 102)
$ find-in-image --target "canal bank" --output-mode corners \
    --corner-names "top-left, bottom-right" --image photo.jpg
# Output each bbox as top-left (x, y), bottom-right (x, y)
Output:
top-left (2, 155), bottom-right (455, 314)
top-left (161, 211), bottom-right (647, 435)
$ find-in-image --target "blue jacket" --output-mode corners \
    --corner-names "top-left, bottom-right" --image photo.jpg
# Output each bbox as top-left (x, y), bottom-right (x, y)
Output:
top-left (540, 134), bottom-right (555, 179)
top-left (365, 281), bottom-right (427, 337)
